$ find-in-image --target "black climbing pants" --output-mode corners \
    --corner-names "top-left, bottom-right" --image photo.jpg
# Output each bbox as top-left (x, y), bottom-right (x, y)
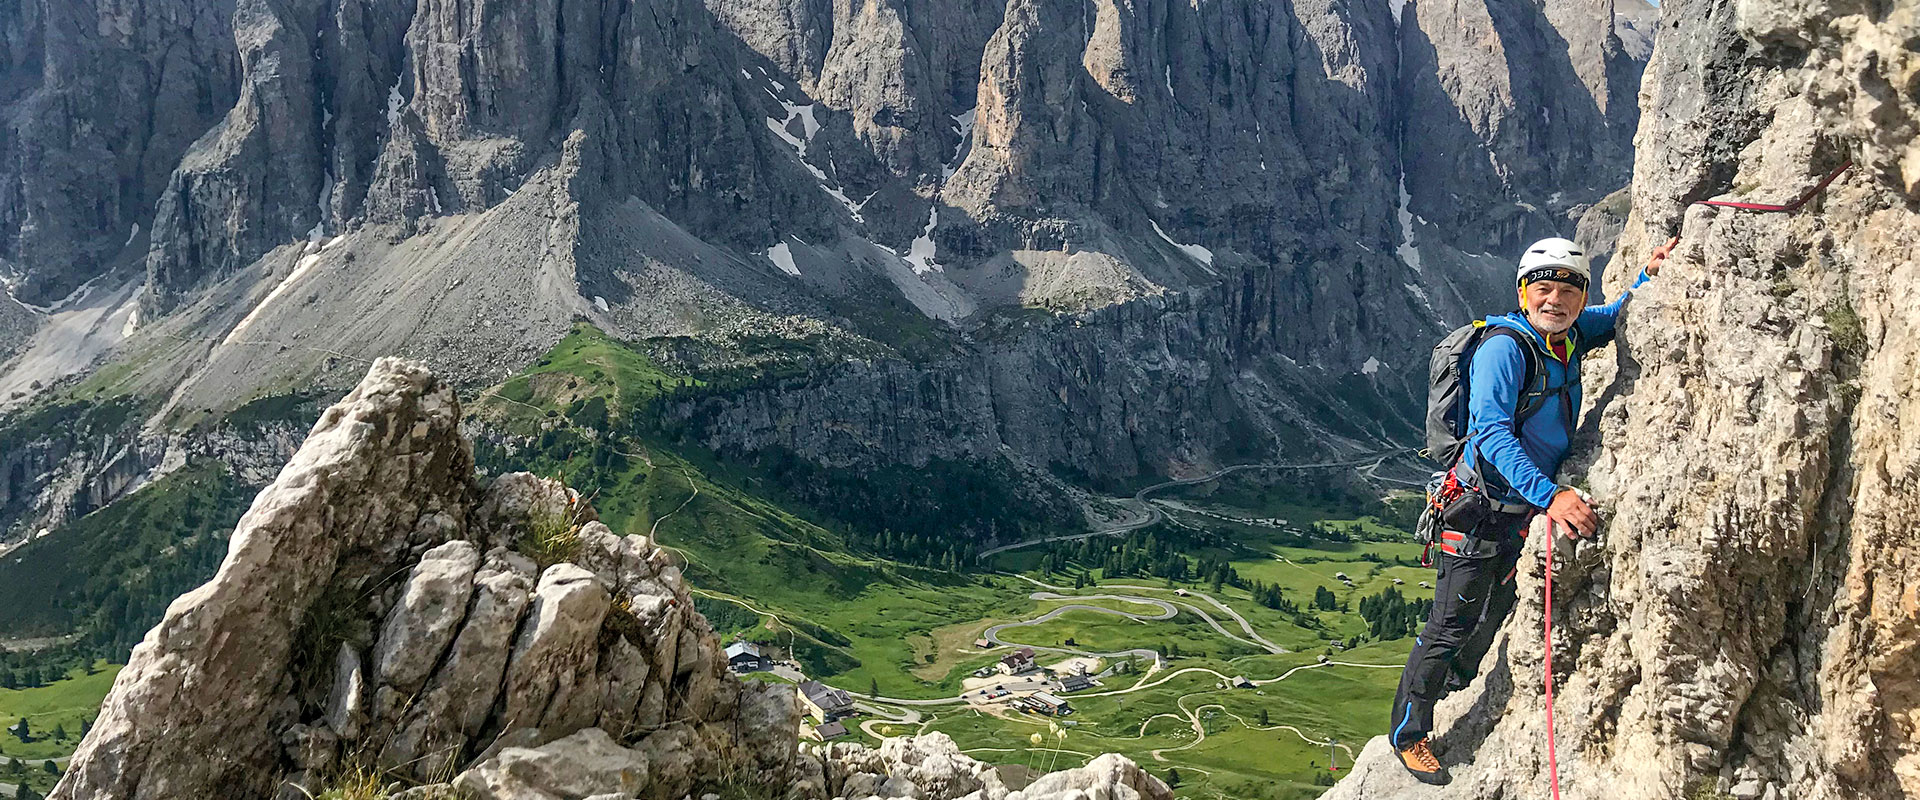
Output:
top-left (1388, 510), bottom-right (1532, 748)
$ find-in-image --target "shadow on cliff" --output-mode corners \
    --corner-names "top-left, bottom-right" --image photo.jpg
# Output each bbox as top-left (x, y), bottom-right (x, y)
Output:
top-left (1433, 639), bottom-right (1518, 761)
top-left (1400, 0), bottom-right (1622, 256)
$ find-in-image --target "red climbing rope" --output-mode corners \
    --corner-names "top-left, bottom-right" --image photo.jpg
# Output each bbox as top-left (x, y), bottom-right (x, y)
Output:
top-left (1691, 161), bottom-right (1853, 212)
top-left (1543, 522), bottom-right (1563, 800)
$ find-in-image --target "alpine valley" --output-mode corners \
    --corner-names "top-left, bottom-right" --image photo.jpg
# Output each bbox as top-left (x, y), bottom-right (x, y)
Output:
top-left (14, 1), bottom-right (1913, 800)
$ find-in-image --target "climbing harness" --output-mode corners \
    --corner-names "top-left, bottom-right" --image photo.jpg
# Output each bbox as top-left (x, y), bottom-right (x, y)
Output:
top-left (1691, 161), bottom-right (1853, 212)
top-left (1416, 470), bottom-right (1469, 566)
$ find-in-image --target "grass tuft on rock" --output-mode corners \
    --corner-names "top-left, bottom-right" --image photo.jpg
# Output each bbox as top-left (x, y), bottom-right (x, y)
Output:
top-left (1823, 298), bottom-right (1867, 357)
top-left (308, 766), bottom-right (389, 800)
top-left (517, 507), bottom-right (584, 570)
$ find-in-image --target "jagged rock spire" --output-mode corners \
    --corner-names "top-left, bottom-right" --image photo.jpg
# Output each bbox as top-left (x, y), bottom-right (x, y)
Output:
top-left (51, 358), bottom-right (795, 799)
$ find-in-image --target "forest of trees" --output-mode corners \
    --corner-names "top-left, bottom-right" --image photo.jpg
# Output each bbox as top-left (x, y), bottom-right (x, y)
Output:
top-left (1357, 587), bottom-right (1432, 641)
top-left (474, 369), bottom-right (1072, 574)
top-left (1030, 525), bottom-right (1236, 585)
top-left (745, 447), bottom-right (1068, 568)
top-left (0, 463), bottom-right (251, 683)
top-left (1024, 525), bottom-right (1351, 630)
top-left (1020, 520), bottom-right (1443, 641)
top-left (0, 653), bottom-right (96, 691)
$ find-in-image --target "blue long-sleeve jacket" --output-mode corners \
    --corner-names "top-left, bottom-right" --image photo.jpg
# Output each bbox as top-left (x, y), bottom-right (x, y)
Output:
top-left (1460, 269), bottom-right (1652, 507)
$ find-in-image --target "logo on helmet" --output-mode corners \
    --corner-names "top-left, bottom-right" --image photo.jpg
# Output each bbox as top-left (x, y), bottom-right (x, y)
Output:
top-left (1519, 266), bottom-right (1589, 291)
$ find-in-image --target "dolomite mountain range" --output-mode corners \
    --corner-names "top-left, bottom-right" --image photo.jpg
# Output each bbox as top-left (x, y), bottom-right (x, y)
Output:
top-left (1, 0), bottom-right (1657, 542)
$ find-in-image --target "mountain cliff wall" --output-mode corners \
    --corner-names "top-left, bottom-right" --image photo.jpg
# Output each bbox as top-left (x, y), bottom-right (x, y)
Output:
top-left (0, 1), bottom-right (1659, 545)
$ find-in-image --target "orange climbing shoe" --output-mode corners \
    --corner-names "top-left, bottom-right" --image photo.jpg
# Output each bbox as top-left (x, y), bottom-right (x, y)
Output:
top-left (1396, 738), bottom-right (1451, 785)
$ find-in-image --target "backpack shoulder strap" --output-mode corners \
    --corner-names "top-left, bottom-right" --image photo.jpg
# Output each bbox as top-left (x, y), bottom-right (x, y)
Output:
top-left (1479, 325), bottom-right (1543, 423)
top-left (1493, 323), bottom-right (1578, 455)
top-left (1459, 324), bottom-right (1550, 499)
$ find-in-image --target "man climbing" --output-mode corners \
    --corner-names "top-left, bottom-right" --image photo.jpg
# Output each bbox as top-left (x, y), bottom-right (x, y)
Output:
top-left (1390, 235), bottom-right (1676, 785)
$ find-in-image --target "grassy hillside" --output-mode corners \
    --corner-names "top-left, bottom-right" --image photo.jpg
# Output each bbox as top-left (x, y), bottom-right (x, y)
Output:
top-left (0, 661), bottom-right (118, 762)
top-left (442, 323), bottom-right (1436, 794)
top-left (0, 464), bottom-right (250, 652)
top-left (911, 643), bottom-right (1410, 800)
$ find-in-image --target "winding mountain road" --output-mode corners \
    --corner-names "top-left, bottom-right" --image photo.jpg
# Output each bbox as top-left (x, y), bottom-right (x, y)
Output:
top-left (702, 451), bottom-right (1415, 757)
top-left (1011, 576), bottom-right (1286, 655)
top-left (978, 451), bottom-right (1413, 559)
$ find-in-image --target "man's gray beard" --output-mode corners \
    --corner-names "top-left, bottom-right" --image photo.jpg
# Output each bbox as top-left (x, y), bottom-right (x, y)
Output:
top-left (1526, 310), bottom-right (1576, 335)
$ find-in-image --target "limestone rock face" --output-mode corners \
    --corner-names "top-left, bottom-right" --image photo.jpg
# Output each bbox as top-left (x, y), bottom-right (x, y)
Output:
top-left (454, 728), bottom-right (654, 800)
top-left (372, 540), bottom-right (483, 694)
top-left (129, 0), bottom-right (846, 315)
top-left (814, 733), bottom-right (1008, 800)
top-left (49, 359), bottom-right (797, 799)
top-left (1012, 752), bottom-right (1174, 800)
top-left (1399, 0), bottom-right (1650, 255)
top-left (0, 0), bottom-right (1661, 525)
top-left (1326, 1), bottom-right (1920, 798)
top-left (380, 548), bottom-right (537, 771)
top-left (0, 0), bottom-right (241, 306)
top-left (497, 563), bottom-right (613, 737)
top-left (52, 357), bottom-right (473, 798)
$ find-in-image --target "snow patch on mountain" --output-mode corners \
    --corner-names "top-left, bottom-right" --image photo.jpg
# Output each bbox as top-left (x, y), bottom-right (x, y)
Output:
top-left (905, 207), bottom-right (941, 274)
top-left (766, 100), bottom-right (862, 221)
top-left (1396, 178), bottom-right (1423, 273)
top-left (766, 241), bottom-right (801, 276)
top-left (1149, 219), bottom-right (1216, 273)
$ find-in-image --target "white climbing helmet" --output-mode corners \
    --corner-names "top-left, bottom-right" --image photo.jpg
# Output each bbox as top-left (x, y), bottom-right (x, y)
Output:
top-left (1515, 237), bottom-right (1591, 289)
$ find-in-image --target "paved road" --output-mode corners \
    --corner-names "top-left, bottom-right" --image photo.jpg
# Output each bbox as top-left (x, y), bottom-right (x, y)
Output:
top-left (853, 701), bottom-right (923, 739)
top-left (0, 757), bottom-right (69, 799)
top-left (1360, 454), bottom-right (1426, 487)
top-left (775, 616), bottom-right (1398, 718)
top-left (1013, 576), bottom-right (1286, 655)
top-left (976, 502), bottom-right (1161, 560)
top-left (977, 451), bottom-right (1414, 559)
top-left (810, 580), bottom-right (1331, 708)
top-left (705, 449), bottom-right (1414, 711)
